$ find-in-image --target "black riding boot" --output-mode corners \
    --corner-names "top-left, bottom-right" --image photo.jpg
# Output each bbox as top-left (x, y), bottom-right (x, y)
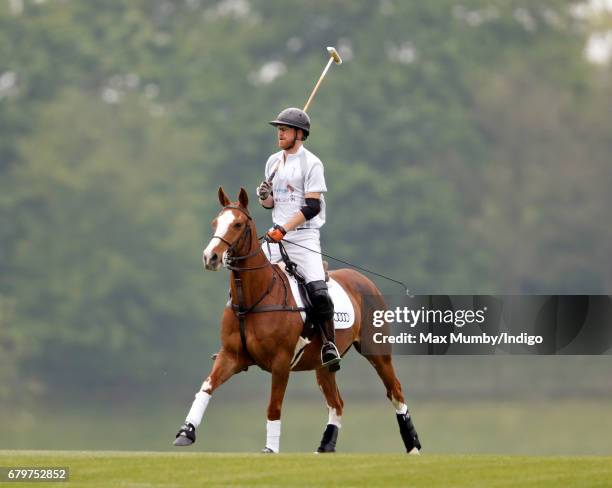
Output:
top-left (305, 280), bottom-right (341, 372)
top-left (321, 318), bottom-right (341, 372)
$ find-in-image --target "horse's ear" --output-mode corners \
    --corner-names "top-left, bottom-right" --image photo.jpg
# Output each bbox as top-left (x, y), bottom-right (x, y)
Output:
top-left (238, 187), bottom-right (249, 209)
top-left (218, 187), bottom-right (231, 207)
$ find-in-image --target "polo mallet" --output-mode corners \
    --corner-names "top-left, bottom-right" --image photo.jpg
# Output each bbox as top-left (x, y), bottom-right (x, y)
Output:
top-left (267, 47), bottom-right (343, 182)
top-left (303, 46), bottom-right (343, 112)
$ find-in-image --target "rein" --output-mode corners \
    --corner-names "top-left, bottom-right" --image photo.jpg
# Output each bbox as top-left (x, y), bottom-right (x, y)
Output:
top-left (282, 237), bottom-right (411, 296)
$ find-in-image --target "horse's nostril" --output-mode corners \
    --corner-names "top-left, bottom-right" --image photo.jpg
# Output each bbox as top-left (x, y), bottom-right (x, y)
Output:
top-left (210, 254), bottom-right (218, 263)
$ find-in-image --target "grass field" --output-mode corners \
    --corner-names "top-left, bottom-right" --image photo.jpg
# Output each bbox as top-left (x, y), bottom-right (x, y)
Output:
top-left (5, 399), bottom-right (612, 455)
top-left (1, 451), bottom-right (611, 487)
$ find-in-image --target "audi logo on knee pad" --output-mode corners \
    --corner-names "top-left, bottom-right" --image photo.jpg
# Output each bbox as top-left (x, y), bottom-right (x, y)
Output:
top-left (334, 312), bottom-right (350, 323)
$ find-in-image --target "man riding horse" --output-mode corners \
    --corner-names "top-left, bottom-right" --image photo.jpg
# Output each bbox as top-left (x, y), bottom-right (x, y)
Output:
top-left (257, 107), bottom-right (341, 371)
top-left (171, 110), bottom-right (422, 454)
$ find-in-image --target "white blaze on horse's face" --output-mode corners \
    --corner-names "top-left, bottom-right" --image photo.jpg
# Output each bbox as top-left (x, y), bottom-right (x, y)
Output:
top-left (203, 209), bottom-right (235, 271)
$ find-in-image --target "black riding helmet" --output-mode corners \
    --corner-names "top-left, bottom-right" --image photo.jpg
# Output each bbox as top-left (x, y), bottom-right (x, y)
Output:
top-left (269, 107), bottom-right (310, 140)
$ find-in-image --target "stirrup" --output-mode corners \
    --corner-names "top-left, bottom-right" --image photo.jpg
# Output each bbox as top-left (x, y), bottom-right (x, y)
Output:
top-left (321, 343), bottom-right (341, 371)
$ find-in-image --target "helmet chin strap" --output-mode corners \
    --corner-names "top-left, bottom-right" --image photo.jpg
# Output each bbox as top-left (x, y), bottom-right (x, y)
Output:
top-left (285, 128), bottom-right (301, 151)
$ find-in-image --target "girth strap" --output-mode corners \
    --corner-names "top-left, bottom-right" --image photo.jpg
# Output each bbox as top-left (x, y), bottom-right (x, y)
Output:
top-left (231, 272), bottom-right (250, 360)
top-left (233, 273), bottom-right (277, 316)
top-left (231, 270), bottom-right (307, 360)
top-left (233, 272), bottom-right (271, 360)
top-left (233, 304), bottom-right (306, 313)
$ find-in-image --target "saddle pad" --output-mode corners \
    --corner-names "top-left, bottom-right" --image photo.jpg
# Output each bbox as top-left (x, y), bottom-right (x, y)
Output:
top-left (280, 266), bottom-right (355, 330)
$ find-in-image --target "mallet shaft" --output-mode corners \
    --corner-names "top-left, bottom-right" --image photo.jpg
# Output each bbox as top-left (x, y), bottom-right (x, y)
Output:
top-left (303, 57), bottom-right (335, 112)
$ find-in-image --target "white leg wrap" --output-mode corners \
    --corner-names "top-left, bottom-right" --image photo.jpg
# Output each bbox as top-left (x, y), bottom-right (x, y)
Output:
top-left (185, 391), bottom-right (211, 428)
top-left (265, 419), bottom-right (281, 453)
top-left (392, 397), bottom-right (408, 415)
top-left (327, 406), bottom-right (342, 428)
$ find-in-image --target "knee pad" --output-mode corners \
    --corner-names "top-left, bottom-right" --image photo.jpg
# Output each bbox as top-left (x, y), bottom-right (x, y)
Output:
top-left (306, 280), bottom-right (334, 322)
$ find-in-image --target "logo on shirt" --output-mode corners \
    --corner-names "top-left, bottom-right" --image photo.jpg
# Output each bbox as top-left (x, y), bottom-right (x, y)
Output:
top-left (286, 184), bottom-right (295, 201)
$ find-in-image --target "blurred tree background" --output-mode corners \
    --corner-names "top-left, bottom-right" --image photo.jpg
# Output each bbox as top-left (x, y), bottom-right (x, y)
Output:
top-left (1, 0), bottom-right (611, 453)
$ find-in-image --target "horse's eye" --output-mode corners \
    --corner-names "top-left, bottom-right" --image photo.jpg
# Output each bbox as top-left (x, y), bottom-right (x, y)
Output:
top-left (233, 223), bottom-right (242, 229)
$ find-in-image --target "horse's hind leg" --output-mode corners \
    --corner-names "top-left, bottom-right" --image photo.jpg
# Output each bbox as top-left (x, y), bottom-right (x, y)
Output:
top-left (361, 351), bottom-right (422, 454)
top-left (314, 368), bottom-right (344, 453)
top-left (173, 349), bottom-right (246, 446)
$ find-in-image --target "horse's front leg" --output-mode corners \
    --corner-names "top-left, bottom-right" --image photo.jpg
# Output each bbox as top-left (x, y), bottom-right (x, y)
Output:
top-left (262, 353), bottom-right (292, 453)
top-left (173, 349), bottom-right (246, 446)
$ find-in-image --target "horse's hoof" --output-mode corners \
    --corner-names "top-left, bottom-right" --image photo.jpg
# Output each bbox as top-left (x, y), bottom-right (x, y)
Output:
top-left (316, 447), bottom-right (336, 453)
top-left (173, 422), bottom-right (196, 446)
top-left (408, 447), bottom-right (420, 455)
top-left (261, 447), bottom-right (277, 454)
top-left (173, 435), bottom-right (193, 447)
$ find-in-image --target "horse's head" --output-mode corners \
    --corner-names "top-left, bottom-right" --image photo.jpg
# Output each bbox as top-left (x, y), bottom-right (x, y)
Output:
top-left (203, 187), bottom-right (254, 271)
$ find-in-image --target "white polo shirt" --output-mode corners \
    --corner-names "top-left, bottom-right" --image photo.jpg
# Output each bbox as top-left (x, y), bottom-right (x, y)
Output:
top-left (264, 145), bottom-right (327, 229)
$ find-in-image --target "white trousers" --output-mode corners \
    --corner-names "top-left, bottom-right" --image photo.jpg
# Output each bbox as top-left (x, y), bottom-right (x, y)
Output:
top-left (264, 228), bottom-right (325, 283)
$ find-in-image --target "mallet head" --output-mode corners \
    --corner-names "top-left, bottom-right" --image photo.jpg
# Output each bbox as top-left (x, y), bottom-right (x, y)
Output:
top-left (301, 46), bottom-right (343, 113)
top-left (327, 46), bottom-right (342, 65)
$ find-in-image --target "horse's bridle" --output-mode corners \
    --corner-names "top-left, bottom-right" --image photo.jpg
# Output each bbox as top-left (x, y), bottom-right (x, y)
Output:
top-left (211, 205), bottom-right (254, 260)
top-left (210, 205), bottom-right (305, 361)
top-left (211, 206), bottom-right (271, 272)
top-left (212, 205), bottom-right (283, 314)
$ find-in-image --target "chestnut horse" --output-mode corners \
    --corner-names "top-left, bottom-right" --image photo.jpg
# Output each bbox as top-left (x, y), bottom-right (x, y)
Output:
top-left (173, 187), bottom-right (421, 454)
